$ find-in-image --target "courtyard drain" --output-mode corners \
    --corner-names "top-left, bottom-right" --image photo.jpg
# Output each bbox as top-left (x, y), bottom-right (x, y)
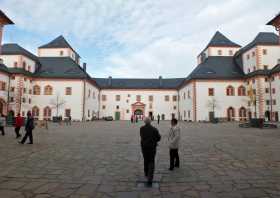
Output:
top-left (136, 181), bottom-right (160, 189)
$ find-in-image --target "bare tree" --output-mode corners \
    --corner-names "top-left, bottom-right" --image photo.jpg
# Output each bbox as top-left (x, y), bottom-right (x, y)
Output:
top-left (50, 93), bottom-right (66, 117)
top-left (206, 97), bottom-right (219, 114)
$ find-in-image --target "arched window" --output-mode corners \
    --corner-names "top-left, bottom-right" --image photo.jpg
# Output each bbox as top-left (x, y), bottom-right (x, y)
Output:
top-left (32, 106), bottom-right (40, 117)
top-left (226, 85), bottom-right (235, 96)
top-left (43, 106), bottom-right (52, 117)
top-left (33, 85), bottom-right (41, 95)
top-left (44, 85), bottom-right (53, 95)
top-left (238, 86), bottom-right (246, 96)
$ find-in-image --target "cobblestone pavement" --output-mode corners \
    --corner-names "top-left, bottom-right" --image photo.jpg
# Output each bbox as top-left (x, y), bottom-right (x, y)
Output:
top-left (0, 121), bottom-right (279, 198)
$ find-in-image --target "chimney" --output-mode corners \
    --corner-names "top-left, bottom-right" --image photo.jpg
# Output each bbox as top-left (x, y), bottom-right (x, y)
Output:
top-left (108, 76), bottom-right (112, 86)
top-left (159, 76), bottom-right (163, 87)
top-left (83, 63), bottom-right (87, 71)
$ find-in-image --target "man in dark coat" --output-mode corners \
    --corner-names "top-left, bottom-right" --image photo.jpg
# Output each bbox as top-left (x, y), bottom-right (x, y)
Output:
top-left (19, 111), bottom-right (34, 144)
top-left (140, 117), bottom-right (161, 186)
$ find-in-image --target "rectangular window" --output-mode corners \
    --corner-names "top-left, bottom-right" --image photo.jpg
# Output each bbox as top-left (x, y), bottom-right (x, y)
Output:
top-left (218, 50), bottom-right (222, 55)
top-left (273, 100), bottom-right (276, 105)
top-left (10, 97), bottom-right (14, 102)
top-left (11, 87), bottom-right (15, 92)
top-left (102, 95), bottom-right (107, 101)
top-left (252, 51), bottom-right (255, 57)
top-left (266, 100), bottom-right (270, 105)
top-left (116, 95), bottom-right (121, 101)
top-left (262, 49), bottom-right (267, 55)
top-left (165, 95), bottom-right (169, 101)
top-left (264, 65), bottom-right (268, 70)
top-left (22, 98), bottom-right (26, 103)
top-left (172, 95), bottom-right (177, 102)
top-left (149, 103), bottom-right (152, 109)
top-left (102, 105), bottom-right (106, 109)
top-left (265, 88), bottom-right (269, 93)
top-left (183, 92), bottom-right (186, 100)
top-left (0, 82), bottom-right (6, 91)
top-left (136, 95), bottom-right (141, 102)
top-left (14, 62), bottom-right (18, 68)
top-left (65, 87), bottom-right (72, 95)
top-left (229, 50), bottom-right (233, 55)
top-left (65, 109), bottom-right (71, 117)
top-left (272, 88), bottom-right (276, 94)
top-left (208, 88), bottom-right (214, 96)
top-left (173, 106), bottom-right (177, 110)
top-left (247, 54), bottom-right (250, 59)
top-left (148, 95), bottom-right (153, 102)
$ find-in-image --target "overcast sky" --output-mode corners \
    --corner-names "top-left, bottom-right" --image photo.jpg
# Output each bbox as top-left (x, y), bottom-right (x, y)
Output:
top-left (0, 0), bottom-right (279, 78)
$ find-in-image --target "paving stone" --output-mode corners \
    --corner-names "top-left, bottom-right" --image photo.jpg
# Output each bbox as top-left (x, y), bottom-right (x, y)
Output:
top-left (0, 122), bottom-right (279, 197)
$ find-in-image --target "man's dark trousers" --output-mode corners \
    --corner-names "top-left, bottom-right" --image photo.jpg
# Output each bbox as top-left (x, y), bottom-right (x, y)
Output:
top-left (0, 126), bottom-right (4, 136)
top-left (15, 127), bottom-right (21, 138)
top-left (21, 129), bottom-right (33, 144)
top-left (142, 148), bottom-right (156, 182)
top-left (169, 149), bottom-right (179, 169)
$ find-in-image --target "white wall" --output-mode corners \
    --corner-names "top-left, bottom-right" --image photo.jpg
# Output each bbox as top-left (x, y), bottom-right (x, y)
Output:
top-left (0, 55), bottom-right (36, 73)
top-left (38, 48), bottom-right (80, 64)
top-left (99, 89), bottom-right (179, 120)
top-left (0, 72), bottom-right (9, 103)
top-left (84, 81), bottom-right (100, 120)
top-left (259, 46), bottom-right (280, 69)
top-left (31, 79), bottom-right (84, 121)
top-left (195, 81), bottom-right (247, 121)
top-left (178, 82), bottom-right (193, 121)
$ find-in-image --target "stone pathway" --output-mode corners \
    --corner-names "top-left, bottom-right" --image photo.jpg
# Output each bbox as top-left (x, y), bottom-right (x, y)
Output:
top-left (0, 121), bottom-right (279, 197)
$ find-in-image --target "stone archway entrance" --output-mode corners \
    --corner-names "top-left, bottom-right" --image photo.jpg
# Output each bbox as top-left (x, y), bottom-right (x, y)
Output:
top-left (131, 102), bottom-right (145, 120)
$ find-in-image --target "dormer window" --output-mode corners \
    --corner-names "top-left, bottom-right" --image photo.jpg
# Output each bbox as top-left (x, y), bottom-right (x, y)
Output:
top-left (60, 50), bottom-right (64, 56)
top-left (218, 50), bottom-right (222, 55)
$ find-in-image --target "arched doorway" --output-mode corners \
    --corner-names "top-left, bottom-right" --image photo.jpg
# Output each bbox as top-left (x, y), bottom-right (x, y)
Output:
top-left (134, 109), bottom-right (143, 120)
top-left (227, 107), bottom-right (235, 121)
top-left (239, 107), bottom-right (247, 121)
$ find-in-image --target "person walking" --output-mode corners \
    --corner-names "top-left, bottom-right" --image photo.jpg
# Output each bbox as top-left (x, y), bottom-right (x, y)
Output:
top-left (0, 113), bottom-right (6, 136)
top-left (19, 111), bottom-right (34, 144)
top-left (157, 114), bottom-right (160, 124)
top-left (14, 113), bottom-right (24, 138)
top-left (168, 118), bottom-right (180, 171)
top-left (140, 117), bottom-right (161, 186)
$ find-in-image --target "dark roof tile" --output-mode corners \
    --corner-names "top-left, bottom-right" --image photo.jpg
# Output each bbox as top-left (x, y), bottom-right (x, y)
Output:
top-left (36, 57), bottom-right (87, 79)
top-left (1, 43), bottom-right (38, 62)
top-left (93, 78), bottom-right (185, 89)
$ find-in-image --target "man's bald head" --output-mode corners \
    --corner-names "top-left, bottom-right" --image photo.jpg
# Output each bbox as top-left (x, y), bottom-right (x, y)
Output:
top-left (144, 117), bottom-right (151, 125)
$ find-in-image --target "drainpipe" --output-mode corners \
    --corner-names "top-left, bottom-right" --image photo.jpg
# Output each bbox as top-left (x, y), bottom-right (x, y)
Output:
top-left (177, 90), bottom-right (180, 120)
top-left (269, 77), bottom-right (273, 121)
top-left (6, 74), bottom-right (10, 115)
top-left (82, 79), bottom-right (86, 121)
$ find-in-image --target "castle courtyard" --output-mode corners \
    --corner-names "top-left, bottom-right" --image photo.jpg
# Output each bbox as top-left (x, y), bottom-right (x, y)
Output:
top-left (0, 121), bottom-right (279, 198)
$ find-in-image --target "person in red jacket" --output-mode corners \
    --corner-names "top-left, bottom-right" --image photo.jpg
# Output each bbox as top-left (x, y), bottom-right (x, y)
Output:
top-left (15, 113), bottom-right (24, 138)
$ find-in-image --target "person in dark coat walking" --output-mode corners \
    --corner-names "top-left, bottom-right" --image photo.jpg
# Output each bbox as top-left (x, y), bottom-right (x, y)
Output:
top-left (140, 117), bottom-right (161, 186)
top-left (14, 113), bottom-right (24, 138)
top-left (19, 111), bottom-right (34, 144)
top-left (0, 113), bottom-right (6, 136)
top-left (157, 114), bottom-right (160, 124)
